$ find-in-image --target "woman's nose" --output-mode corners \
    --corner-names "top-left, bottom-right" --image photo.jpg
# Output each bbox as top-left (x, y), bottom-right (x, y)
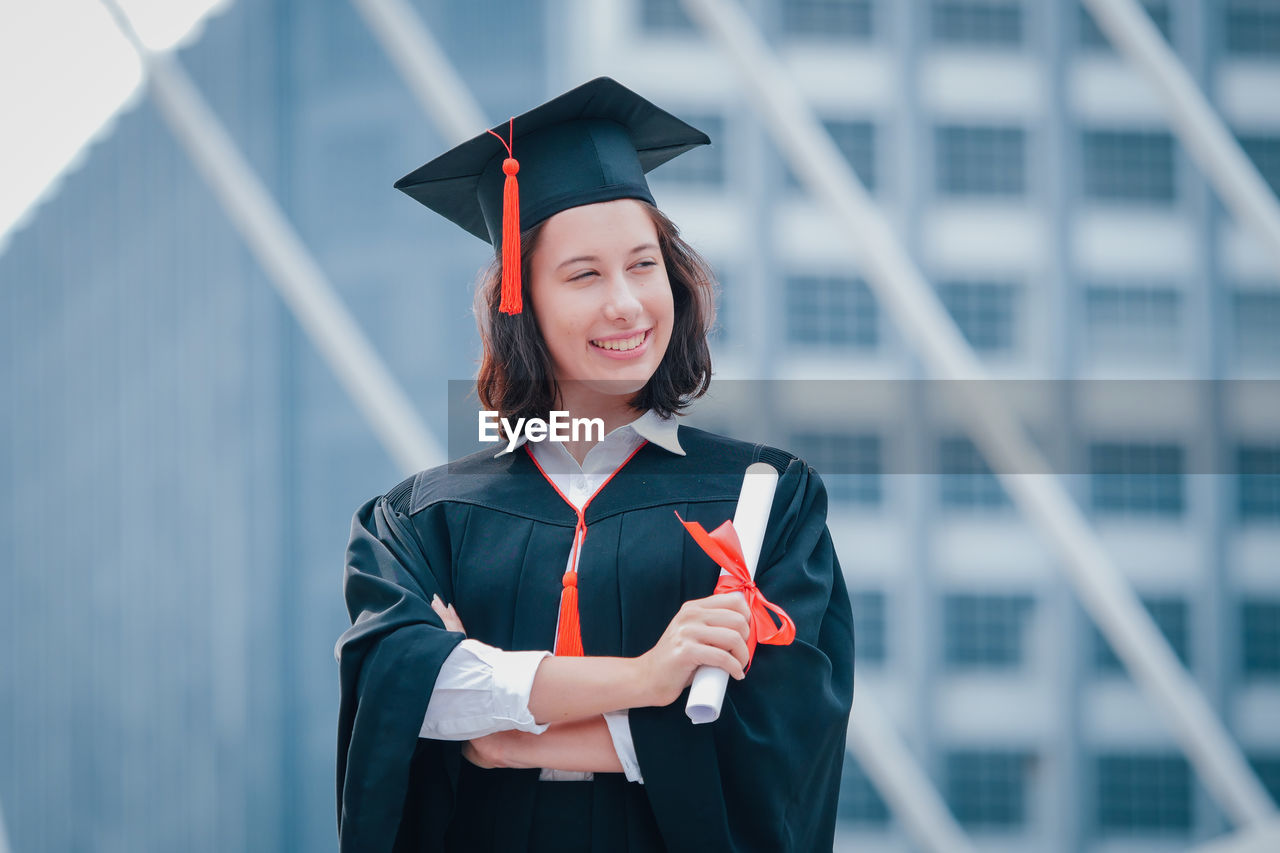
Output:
top-left (602, 274), bottom-right (642, 320)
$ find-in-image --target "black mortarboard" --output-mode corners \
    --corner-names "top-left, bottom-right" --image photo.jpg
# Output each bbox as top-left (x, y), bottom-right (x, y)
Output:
top-left (393, 76), bottom-right (711, 314)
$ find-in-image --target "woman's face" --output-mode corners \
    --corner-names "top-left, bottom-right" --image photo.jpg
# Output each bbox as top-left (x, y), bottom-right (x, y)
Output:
top-left (528, 198), bottom-right (674, 405)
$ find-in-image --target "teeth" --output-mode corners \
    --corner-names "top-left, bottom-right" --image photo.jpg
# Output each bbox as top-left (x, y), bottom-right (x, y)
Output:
top-left (591, 332), bottom-right (646, 351)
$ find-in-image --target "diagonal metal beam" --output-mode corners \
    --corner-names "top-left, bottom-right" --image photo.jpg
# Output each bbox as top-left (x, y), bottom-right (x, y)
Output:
top-left (682, 0), bottom-right (1276, 833)
top-left (1083, 0), bottom-right (1280, 280)
top-left (99, 0), bottom-right (445, 474)
top-left (847, 690), bottom-right (977, 853)
top-left (348, 0), bottom-right (486, 143)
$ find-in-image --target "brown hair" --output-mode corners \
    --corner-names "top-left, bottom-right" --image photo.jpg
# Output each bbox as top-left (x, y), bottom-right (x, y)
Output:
top-left (473, 200), bottom-right (717, 427)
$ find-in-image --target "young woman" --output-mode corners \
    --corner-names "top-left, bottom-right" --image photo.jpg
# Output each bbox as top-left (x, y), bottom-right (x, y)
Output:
top-left (336, 77), bottom-right (854, 853)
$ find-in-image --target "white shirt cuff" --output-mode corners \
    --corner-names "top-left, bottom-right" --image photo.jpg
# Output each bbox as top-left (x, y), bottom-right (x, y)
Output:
top-left (603, 709), bottom-right (644, 784)
top-left (419, 638), bottom-right (552, 740)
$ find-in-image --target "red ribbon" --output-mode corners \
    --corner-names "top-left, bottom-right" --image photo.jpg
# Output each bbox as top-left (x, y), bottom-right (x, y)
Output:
top-left (674, 512), bottom-right (796, 671)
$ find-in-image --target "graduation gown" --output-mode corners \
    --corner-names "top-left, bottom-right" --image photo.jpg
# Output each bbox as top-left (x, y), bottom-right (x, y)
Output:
top-left (335, 425), bottom-right (855, 852)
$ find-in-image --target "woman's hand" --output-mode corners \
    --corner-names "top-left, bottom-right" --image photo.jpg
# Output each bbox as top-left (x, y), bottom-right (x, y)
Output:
top-left (636, 591), bottom-right (753, 708)
top-left (431, 594), bottom-right (466, 635)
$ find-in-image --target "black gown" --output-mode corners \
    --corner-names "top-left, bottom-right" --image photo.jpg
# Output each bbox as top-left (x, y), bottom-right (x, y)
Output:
top-left (335, 425), bottom-right (856, 852)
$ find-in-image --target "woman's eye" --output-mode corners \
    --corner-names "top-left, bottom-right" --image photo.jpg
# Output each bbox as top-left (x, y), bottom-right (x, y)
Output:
top-left (634, 260), bottom-right (656, 270)
top-left (570, 271), bottom-right (596, 281)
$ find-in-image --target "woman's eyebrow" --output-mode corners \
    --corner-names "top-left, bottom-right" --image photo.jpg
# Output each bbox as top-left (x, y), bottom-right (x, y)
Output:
top-left (556, 243), bottom-right (659, 270)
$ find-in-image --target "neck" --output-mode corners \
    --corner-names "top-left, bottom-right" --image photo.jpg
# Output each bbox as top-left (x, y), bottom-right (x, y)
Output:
top-left (552, 387), bottom-right (646, 465)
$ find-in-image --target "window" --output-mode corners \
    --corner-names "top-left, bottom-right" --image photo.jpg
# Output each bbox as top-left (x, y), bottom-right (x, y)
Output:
top-left (782, 0), bottom-right (875, 39)
top-left (946, 750), bottom-right (1033, 828)
top-left (1248, 754), bottom-right (1280, 806)
top-left (648, 114), bottom-right (725, 187)
top-left (1082, 129), bottom-right (1176, 203)
top-left (1095, 752), bottom-right (1192, 834)
top-left (935, 125), bottom-right (1027, 197)
top-left (937, 280), bottom-right (1017, 352)
top-left (1232, 290), bottom-right (1280, 365)
top-left (839, 751), bottom-right (890, 824)
top-left (940, 436), bottom-right (1009, 509)
top-left (850, 590), bottom-right (887, 664)
top-left (639, 0), bottom-right (694, 33)
top-left (1238, 445), bottom-right (1280, 521)
top-left (943, 594), bottom-right (1034, 669)
top-left (1242, 599), bottom-right (1280, 678)
top-left (1084, 284), bottom-right (1181, 357)
top-left (1089, 442), bottom-right (1185, 517)
top-left (1239, 135), bottom-right (1280, 198)
top-left (785, 274), bottom-right (879, 348)
top-left (931, 1), bottom-right (1023, 47)
top-left (786, 119), bottom-right (877, 193)
top-left (1078, 1), bottom-right (1172, 51)
top-left (1224, 0), bottom-right (1280, 56)
top-left (1094, 596), bottom-right (1190, 673)
top-left (790, 432), bottom-right (882, 506)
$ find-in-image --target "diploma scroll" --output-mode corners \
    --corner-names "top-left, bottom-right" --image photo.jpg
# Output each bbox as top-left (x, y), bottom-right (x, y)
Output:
top-left (685, 462), bottom-right (779, 724)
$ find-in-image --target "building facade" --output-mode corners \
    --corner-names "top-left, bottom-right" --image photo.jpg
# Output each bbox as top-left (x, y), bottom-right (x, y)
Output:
top-left (0, 1), bottom-right (1277, 851)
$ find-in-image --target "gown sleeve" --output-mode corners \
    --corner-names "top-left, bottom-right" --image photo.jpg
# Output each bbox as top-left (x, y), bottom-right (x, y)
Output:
top-left (626, 458), bottom-right (856, 852)
top-left (335, 484), bottom-right (467, 853)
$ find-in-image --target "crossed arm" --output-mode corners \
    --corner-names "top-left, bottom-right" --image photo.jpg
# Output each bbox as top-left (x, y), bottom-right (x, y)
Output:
top-left (430, 596), bottom-right (635, 773)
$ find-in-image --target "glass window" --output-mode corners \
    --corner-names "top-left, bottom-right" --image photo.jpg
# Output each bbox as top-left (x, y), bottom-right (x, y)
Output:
top-left (1094, 596), bottom-right (1190, 673)
top-left (786, 119), bottom-right (878, 193)
top-left (1248, 754), bottom-right (1280, 806)
top-left (930, 0), bottom-right (1023, 47)
top-left (648, 114), bottom-right (725, 187)
top-left (1078, 1), bottom-right (1172, 50)
top-left (1242, 599), bottom-right (1280, 678)
top-left (1224, 0), bottom-right (1280, 56)
top-left (1238, 445), bottom-right (1280, 522)
top-left (937, 280), bottom-right (1017, 352)
top-left (850, 590), bottom-right (887, 664)
top-left (782, 0), bottom-right (875, 39)
top-left (1089, 442), bottom-right (1185, 517)
top-left (935, 125), bottom-right (1027, 197)
top-left (1082, 129), bottom-right (1176, 203)
top-left (639, 0), bottom-right (694, 33)
top-left (1239, 134), bottom-right (1280, 198)
top-left (1084, 284), bottom-right (1181, 357)
top-left (943, 593), bottom-right (1034, 669)
top-left (1095, 752), bottom-right (1193, 833)
top-left (790, 432), bottom-right (883, 506)
top-left (839, 751), bottom-right (890, 824)
top-left (785, 274), bottom-right (879, 348)
top-left (1232, 290), bottom-right (1280, 366)
top-left (940, 436), bottom-right (1010, 509)
top-left (946, 750), bottom-right (1033, 828)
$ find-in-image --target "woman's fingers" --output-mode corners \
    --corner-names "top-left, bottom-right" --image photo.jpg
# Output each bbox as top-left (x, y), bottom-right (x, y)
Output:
top-left (699, 591), bottom-right (753, 626)
top-left (431, 594), bottom-right (467, 635)
top-left (683, 623), bottom-right (750, 672)
top-left (698, 606), bottom-right (752, 643)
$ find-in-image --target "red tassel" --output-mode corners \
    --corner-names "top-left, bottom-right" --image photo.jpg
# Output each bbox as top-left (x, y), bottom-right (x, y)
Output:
top-left (487, 118), bottom-right (522, 315)
top-left (555, 570), bottom-right (584, 656)
top-left (498, 157), bottom-right (522, 314)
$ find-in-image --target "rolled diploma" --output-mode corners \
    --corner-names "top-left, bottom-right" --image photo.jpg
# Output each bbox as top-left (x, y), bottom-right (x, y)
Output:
top-left (685, 462), bottom-right (780, 724)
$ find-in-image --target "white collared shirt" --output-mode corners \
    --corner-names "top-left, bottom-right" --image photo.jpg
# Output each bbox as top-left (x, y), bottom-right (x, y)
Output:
top-left (419, 409), bottom-right (685, 784)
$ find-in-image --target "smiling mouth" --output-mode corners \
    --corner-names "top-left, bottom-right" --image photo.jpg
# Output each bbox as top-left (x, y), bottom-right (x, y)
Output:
top-left (590, 330), bottom-right (649, 352)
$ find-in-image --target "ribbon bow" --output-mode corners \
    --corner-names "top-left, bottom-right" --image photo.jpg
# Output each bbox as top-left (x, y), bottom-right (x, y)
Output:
top-left (674, 512), bottom-right (796, 671)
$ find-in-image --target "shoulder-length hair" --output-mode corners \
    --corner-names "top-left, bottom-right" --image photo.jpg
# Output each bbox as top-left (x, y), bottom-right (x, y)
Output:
top-left (473, 200), bottom-right (717, 425)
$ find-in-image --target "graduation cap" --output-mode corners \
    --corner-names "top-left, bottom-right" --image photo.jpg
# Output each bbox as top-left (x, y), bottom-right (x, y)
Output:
top-left (394, 76), bottom-right (712, 315)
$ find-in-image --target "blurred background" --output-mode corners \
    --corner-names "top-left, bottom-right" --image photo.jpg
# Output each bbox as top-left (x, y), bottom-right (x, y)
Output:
top-left (2, 0), bottom-right (1279, 851)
